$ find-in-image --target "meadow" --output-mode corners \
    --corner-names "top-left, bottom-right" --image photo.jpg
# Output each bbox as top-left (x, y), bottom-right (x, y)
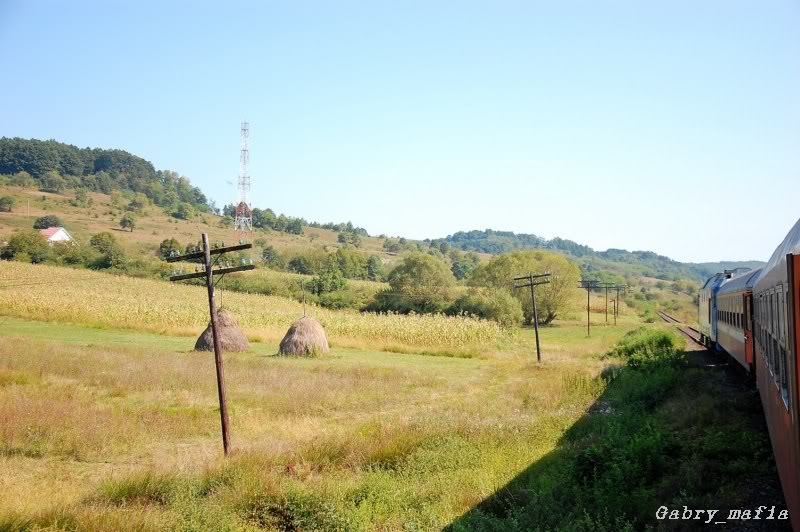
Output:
top-left (0, 313), bottom-right (628, 530)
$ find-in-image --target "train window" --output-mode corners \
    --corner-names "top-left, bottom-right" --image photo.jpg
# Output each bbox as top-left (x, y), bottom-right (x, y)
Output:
top-left (773, 337), bottom-right (781, 388)
top-left (779, 346), bottom-right (789, 408)
top-left (778, 288), bottom-right (785, 343)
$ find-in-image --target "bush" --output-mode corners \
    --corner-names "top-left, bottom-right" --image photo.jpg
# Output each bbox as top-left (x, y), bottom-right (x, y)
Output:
top-left (609, 327), bottom-right (684, 369)
top-left (10, 171), bottom-right (34, 187)
top-left (158, 238), bottom-right (182, 260)
top-left (120, 213), bottom-right (137, 232)
top-left (32, 215), bottom-right (64, 229)
top-left (261, 245), bottom-right (285, 270)
top-left (39, 171), bottom-right (66, 193)
top-left (0, 230), bottom-right (50, 263)
top-left (446, 288), bottom-right (523, 327)
top-left (0, 196), bottom-right (15, 212)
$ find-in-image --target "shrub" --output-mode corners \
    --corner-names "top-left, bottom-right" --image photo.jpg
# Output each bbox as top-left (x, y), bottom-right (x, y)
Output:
top-left (39, 171), bottom-right (66, 193)
top-left (158, 238), bottom-right (182, 260)
top-left (261, 245), bottom-right (285, 269)
top-left (10, 171), bottom-right (34, 187)
top-left (0, 230), bottom-right (50, 263)
top-left (609, 327), bottom-right (684, 369)
top-left (446, 288), bottom-right (523, 327)
top-left (0, 196), bottom-right (16, 212)
top-left (32, 215), bottom-right (64, 229)
top-left (120, 213), bottom-right (136, 232)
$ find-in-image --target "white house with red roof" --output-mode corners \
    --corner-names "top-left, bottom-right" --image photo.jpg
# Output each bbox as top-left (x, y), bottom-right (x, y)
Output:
top-left (39, 227), bottom-right (73, 244)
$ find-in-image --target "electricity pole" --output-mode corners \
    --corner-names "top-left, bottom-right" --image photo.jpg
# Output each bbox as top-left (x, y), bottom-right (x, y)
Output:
top-left (513, 272), bottom-right (551, 362)
top-left (578, 280), bottom-right (599, 337)
top-left (167, 234), bottom-right (255, 456)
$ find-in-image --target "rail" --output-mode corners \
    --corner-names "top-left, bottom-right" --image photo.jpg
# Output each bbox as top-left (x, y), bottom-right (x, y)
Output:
top-left (656, 310), bottom-right (704, 347)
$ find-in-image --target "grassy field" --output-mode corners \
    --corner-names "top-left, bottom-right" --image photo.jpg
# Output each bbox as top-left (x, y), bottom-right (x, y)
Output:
top-left (0, 310), bottom-right (786, 531)
top-left (0, 315), bottom-right (629, 530)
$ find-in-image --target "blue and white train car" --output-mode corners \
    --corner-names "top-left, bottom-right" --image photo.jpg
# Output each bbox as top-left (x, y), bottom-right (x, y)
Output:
top-left (699, 272), bottom-right (730, 348)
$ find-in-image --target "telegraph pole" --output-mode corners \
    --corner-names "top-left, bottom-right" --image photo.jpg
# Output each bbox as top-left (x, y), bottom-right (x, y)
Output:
top-left (578, 280), bottom-right (599, 337)
top-left (513, 272), bottom-right (551, 362)
top-left (167, 234), bottom-right (255, 456)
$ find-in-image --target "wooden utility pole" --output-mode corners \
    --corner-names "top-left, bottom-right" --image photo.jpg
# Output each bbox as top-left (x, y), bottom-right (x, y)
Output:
top-left (611, 299), bottom-right (617, 326)
top-left (202, 234), bottom-right (231, 456)
top-left (578, 280), bottom-right (598, 337)
top-left (615, 285), bottom-right (626, 320)
top-left (513, 272), bottom-right (551, 362)
top-left (167, 234), bottom-right (255, 456)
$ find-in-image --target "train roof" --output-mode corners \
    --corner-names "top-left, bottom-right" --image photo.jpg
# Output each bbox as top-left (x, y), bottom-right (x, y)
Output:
top-left (754, 218), bottom-right (800, 293)
top-left (718, 268), bottom-right (763, 296)
top-left (701, 272), bottom-right (730, 292)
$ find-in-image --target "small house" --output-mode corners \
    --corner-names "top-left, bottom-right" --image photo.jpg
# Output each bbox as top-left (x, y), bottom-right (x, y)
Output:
top-left (39, 227), bottom-right (73, 244)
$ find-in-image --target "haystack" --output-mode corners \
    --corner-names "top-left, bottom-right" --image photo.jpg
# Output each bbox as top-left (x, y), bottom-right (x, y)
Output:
top-left (278, 316), bottom-right (329, 357)
top-left (194, 309), bottom-right (250, 352)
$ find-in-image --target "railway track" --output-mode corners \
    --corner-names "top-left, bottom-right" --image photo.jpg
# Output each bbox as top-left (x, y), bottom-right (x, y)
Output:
top-left (656, 310), bottom-right (705, 346)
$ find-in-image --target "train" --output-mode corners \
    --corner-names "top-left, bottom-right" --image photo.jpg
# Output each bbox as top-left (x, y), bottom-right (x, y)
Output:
top-left (698, 218), bottom-right (800, 528)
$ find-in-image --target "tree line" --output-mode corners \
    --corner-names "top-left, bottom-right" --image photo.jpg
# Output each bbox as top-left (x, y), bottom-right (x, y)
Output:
top-left (0, 137), bottom-right (211, 216)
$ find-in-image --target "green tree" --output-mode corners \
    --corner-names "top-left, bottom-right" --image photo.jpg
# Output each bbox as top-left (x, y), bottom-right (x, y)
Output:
top-left (470, 250), bottom-right (580, 324)
top-left (337, 232), bottom-right (349, 245)
top-left (32, 215), bottom-right (64, 229)
top-left (173, 202), bottom-right (195, 220)
top-left (120, 213), bottom-right (136, 232)
top-left (0, 230), bottom-right (50, 263)
top-left (366, 255), bottom-right (384, 281)
top-left (375, 253), bottom-right (456, 313)
top-left (127, 193), bottom-right (148, 212)
top-left (39, 170), bottom-right (67, 193)
top-left (0, 196), bottom-right (16, 212)
top-left (89, 232), bottom-right (125, 269)
top-left (335, 248), bottom-right (368, 279)
top-left (70, 188), bottom-right (91, 207)
top-left (311, 259), bottom-right (348, 295)
top-left (158, 238), bottom-right (182, 260)
top-left (285, 218), bottom-right (304, 235)
top-left (261, 245), bottom-right (285, 269)
top-left (447, 288), bottom-right (523, 327)
top-left (89, 232), bottom-right (118, 255)
top-left (10, 171), bottom-right (34, 187)
top-left (288, 255), bottom-right (314, 275)
top-left (451, 251), bottom-right (481, 280)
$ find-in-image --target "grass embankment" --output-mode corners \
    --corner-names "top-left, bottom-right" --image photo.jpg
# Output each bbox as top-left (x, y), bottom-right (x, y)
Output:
top-left (451, 327), bottom-right (785, 530)
top-left (0, 261), bottom-right (504, 356)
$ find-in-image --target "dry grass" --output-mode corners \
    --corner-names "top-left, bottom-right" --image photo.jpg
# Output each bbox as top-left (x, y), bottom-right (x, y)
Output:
top-left (0, 317), bottom-right (626, 529)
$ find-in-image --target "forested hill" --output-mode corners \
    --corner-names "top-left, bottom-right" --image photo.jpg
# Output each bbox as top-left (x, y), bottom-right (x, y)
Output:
top-left (431, 229), bottom-right (764, 282)
top-left (0, 137), bottom-right (210, 213)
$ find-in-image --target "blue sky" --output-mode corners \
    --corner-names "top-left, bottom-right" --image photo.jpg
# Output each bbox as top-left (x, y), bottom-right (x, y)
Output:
top-left (1, 1), bottom-right (798, 262)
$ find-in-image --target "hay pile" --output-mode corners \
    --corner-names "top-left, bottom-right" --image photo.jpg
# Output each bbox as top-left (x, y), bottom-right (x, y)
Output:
top-left (195, 309), bottom-right (250, 352)
top-left (278, 316), bottom-right (329, 357)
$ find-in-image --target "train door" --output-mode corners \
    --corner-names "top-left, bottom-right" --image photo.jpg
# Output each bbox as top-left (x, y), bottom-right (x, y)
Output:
top-left (745, 293), bottom-right (754, 366)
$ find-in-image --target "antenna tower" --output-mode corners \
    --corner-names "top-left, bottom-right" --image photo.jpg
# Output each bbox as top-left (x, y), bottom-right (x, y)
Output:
top-left (234, 121), bottom-right (253, 233)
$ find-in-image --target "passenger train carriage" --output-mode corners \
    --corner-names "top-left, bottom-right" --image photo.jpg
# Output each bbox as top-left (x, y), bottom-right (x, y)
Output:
top-left (716, 268), bottom-right (761, 372)
top-left (701, 219), bottom-right (800, 528)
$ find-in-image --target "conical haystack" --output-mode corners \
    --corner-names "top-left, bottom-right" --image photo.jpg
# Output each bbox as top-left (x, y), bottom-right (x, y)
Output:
top-left (195, 309), bottom-right (250, 352)
top-left (278, 316), bottom-right (329, 357)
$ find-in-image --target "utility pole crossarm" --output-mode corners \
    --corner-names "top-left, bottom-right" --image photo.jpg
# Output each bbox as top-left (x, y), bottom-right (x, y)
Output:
top-left (169, 264), bottom-right (255, 282)
top-left (166, 243), bottom-right (253, 263)
top-left (512, 272), bottom-right (551, 363)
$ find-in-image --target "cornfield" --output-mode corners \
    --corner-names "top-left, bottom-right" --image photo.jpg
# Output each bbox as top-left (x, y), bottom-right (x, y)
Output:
top-left (0, 262), bottom-right (506, 352)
